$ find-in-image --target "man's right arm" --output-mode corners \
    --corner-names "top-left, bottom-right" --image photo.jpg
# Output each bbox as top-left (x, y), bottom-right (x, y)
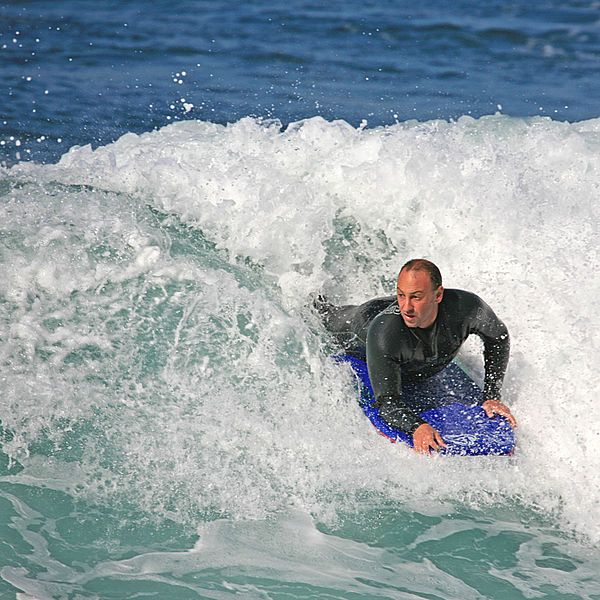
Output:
top-left (366, 318), bottom-right (426, 436)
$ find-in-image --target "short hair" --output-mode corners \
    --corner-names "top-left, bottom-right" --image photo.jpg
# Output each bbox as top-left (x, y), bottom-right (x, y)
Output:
top-left (399, 259), bottom-right (443, 289)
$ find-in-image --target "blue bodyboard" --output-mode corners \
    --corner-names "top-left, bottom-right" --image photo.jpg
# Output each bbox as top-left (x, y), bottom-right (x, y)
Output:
top-left (335, 355), bottom-right (515, 456)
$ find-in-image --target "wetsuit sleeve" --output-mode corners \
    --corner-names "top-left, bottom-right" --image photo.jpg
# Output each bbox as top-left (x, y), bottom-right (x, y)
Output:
top-left (469, 297), bottom-right (510, 401)
top-left (366, 320), bottom-right (426, 435)
top-left (316, 296), bottom-right (396, 357)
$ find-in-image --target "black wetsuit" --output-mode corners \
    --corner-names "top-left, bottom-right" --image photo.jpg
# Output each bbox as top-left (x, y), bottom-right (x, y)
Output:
top-left (317, 289), bottom-right (510, 435)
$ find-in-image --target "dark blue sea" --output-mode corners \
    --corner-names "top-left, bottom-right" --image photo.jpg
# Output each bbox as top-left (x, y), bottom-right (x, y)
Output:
top-left (3, 0), bottom-right (600, 164)
top-left (2, 2), bottom-right (600, 598)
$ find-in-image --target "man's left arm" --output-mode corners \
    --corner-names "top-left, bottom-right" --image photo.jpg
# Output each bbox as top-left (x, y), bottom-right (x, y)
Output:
top-left (470, 297), bottom-right (517, 427)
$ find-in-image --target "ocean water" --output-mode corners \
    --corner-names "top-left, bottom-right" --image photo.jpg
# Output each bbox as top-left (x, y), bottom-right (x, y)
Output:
top-left (1, 2), bottom-right (600, 599)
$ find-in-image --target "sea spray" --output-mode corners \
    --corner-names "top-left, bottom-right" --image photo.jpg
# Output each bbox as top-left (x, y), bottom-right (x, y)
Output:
top-left (2, 114), bottom-right (600, 541)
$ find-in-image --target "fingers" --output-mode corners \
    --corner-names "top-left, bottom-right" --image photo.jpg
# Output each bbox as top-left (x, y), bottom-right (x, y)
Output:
top-left (483, 400), bottom-right (517, 428)
top-left (416, 439), bottom-right (438, 454)
top-left (494, 405), bottom-right (517, 428)
top-left (415, 442), bottom-right (431, 455)
top-left (484, 404), bottom-right (497, 420)
top-left (504, 411), bottom-right (517, 428)
top-left (413, 424), bottom-right (446, 454)
top-left (434, 430), bottom-right (447, 448)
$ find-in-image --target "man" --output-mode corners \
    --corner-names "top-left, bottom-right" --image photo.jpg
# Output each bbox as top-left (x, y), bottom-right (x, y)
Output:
top-left (316, 259), bottom-right (516, 454)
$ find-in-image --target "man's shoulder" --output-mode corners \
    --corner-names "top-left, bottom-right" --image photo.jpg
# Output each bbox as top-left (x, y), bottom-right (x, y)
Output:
top-left (379, 300), bottom-right (401, 316)
top-left (440, 289), bottom-right (489, 327)
top-left (442, 289), bottom-right (504, 332)
top-left (442, 288), bottom-right (483, 310)
top-left (365, 300), bottom-right (410, 352)
top-left (366, 299), bottom-right (408, 339)
top-left (365, 298), bottom-right (401, 328)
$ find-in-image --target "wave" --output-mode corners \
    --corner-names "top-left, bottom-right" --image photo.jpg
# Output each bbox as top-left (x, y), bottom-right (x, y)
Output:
top-left (2, 114), bottom-right (600, 540)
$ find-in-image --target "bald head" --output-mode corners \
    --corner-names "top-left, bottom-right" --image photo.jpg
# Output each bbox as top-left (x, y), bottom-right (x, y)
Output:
top-left (396, 259), bottom-right (444, 328)
top-left (399, 259), bottom-right (442, 291)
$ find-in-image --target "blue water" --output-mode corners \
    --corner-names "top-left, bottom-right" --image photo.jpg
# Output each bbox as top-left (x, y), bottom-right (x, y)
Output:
top-left (2, 1), bottom-right (600, 164)
top-left (2, 1), bottom-right (600, 599)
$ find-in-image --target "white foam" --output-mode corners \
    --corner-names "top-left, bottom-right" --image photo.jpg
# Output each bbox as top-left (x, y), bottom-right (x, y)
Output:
top-left (3, 114), bottom-right (600, 540)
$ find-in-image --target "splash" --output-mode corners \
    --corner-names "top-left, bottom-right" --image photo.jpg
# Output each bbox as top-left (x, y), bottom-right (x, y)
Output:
top-left (2, 114), bottom-right (600, 539)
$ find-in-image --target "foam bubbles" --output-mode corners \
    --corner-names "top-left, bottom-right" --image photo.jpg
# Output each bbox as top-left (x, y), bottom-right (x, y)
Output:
top-left (3, 114), bottom-right (600, 540)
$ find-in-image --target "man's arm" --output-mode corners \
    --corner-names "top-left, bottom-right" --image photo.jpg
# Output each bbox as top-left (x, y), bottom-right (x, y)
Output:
top-left (365, 317), bottom-right (427, 436)
top-left (469, 295), bottom-right (516, 427)
top-left (469, 296), bottom-right (510, 403)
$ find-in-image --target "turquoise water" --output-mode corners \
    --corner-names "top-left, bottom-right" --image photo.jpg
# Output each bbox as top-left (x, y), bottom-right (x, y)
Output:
top-left (2, 480), bottom-right (599, 599)
top-left (2, 115), bottom-right (600, 598)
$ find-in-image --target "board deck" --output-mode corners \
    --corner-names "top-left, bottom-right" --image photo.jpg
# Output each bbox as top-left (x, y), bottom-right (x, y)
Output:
top-left (335, 355), bottom-right (515, 456)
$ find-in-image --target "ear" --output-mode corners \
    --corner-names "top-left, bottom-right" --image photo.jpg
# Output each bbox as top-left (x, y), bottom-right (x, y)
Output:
top-left (435, 286), bottom-right (444, 304)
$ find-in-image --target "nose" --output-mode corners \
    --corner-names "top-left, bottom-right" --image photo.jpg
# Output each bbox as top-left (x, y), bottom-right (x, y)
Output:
top-left (401, 296), bottom-right (414, 312)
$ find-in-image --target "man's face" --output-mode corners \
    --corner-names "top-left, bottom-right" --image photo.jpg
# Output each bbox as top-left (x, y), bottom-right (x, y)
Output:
top-left (396, 269), bottom-right (444, 328)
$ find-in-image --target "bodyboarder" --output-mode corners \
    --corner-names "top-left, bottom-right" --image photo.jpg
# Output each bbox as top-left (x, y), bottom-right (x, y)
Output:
top-left (315, 259), bottom-right (517, 454)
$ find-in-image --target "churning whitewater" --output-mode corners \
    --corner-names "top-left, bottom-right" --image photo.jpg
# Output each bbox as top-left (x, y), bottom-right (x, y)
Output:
top-left (2, 114), bottom-right (600, 544)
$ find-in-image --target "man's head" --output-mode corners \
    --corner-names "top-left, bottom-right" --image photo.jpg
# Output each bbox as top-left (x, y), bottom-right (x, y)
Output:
top-left (396, 259), bottom-right (444, 328)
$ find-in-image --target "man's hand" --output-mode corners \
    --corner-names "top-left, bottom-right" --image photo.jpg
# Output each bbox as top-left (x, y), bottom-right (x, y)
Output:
top-left (482, 399), bottom-right (517, 428)
top-left (412, 423), bottom-right (447, 455)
